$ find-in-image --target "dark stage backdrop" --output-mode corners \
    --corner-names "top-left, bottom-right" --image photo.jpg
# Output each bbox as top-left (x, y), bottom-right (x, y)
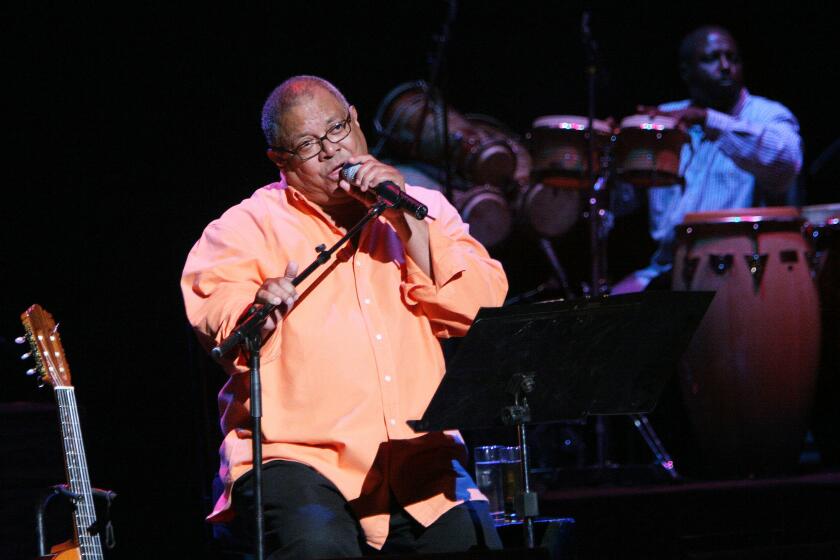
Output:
top-left (2, 2), bottom-right (838, 558)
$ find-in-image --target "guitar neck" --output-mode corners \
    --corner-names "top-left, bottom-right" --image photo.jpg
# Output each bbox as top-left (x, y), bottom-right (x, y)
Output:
top-left (55, 387), bottom-right (104, 559)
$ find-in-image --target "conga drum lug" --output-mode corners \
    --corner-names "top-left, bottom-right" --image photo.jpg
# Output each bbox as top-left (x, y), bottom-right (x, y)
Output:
top-left (744, 253), bottom-right (769, 291)
top-left (708, 254), bottom-right (733, 275)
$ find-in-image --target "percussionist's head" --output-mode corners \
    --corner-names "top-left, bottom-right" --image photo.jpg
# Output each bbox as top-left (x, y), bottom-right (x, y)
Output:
top-left (679, 26), bottom-right (744, 113)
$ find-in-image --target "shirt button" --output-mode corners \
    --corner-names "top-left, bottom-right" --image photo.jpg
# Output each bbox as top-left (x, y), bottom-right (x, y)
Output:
top-left (384, 375), bottom-right (392, 382)
top-left (375, 334), bottom-right (383, 341)
top-left (356, 261), bottom-right (362, 267)
top-left (364, 298), bottom-right (371, 305)
top-left (389, 418), bottom-right (396, 426)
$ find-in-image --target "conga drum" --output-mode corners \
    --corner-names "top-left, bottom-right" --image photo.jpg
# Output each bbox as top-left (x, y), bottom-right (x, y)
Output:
top-left (673, 207), bottom-right (820, 477)
top-left (526, 115), bottom-right (612, 189)
top-left (374, 81), bottom-right (517, 188)
top-left (614, 115), bottom-right (689, 187)
top-left (394, 163), bottom-right (513, 249)
top-left (802, 203), bottom-right (840, 466)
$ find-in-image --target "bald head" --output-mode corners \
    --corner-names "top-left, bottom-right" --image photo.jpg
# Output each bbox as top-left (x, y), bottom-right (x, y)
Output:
top-left (679, 25), bottom-right (738, 66)
top-left (261, 75), bottom-right (350, 149)
top-left (678, 25), bottom-right (744, 111)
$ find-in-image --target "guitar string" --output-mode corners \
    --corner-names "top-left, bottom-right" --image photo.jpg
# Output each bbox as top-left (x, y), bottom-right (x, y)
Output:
top-left (58, 387), bottom-right (103, 557)
top-left (47, 332), bottom-right (103, 559)
top-left (58, 388), bottom-right (92, 554)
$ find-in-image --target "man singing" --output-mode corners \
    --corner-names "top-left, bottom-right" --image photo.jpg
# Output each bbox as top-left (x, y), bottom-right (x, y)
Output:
top-left (181, 75), bottom-right (508, 558)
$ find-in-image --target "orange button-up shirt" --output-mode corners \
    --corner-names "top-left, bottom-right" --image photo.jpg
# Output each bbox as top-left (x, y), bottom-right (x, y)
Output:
top-left (181, 177), bottom-right (508, 548)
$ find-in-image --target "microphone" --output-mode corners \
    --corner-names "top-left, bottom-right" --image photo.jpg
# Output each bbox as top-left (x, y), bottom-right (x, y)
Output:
top-left (340, 162), bottom-right (429, 220)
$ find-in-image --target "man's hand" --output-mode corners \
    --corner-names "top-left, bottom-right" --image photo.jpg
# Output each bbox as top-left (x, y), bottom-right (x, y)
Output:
top-left (637, 104), bottom-right (707, 131)
top-left (339, 154), bottom-right (432, 278)
top-left (337, 154), bottom-right (406, 196)
top-left (338, 154), bottom-right (414, 235)
top-left (255, 262), bottom-right (299, 336)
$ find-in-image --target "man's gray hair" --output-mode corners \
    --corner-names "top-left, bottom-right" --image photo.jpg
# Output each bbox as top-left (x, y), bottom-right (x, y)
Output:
top-left (261, 75), bottom-right (349, 148)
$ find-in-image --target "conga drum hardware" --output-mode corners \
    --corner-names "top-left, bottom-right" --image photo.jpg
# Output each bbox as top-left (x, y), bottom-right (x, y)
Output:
top-left (708, 254), bottom-right (732, 275)
top-left (676, 213), bottom-right (806, 291)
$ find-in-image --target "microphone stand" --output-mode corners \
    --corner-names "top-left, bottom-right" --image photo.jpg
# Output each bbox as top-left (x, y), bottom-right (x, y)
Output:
top-left (212, 200), bottom-right (390, 560)
top-left (411, 0), bottom-right (458, 201)
top-left (581, 8), bottom-right (611, 470)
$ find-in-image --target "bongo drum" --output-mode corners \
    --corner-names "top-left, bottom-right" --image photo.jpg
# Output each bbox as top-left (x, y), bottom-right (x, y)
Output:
top-left (802, 203), bottom-right (840, 465)
top-left (374, 81), bottom-right (517, 188)
top-left (526, 115), bottom-right (612, 189)
top-left (614, 115), bottom-right (689, 188)
top-left (515, 183), bottom-right (581, 239)
top-left (505, 119), bottom-right (581, 238)
top-left (672, 207), bottom-right (820, 476)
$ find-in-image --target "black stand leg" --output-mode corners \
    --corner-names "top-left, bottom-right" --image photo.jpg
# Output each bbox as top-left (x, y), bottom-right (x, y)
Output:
top-left (246, 334), bottom-right (265, 560)
top-left (631, 413), bottom-right (680, 479)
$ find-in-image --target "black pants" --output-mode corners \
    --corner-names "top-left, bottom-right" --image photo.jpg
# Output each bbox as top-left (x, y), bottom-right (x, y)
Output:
top-left (227, 460), bottom-right (502, 559)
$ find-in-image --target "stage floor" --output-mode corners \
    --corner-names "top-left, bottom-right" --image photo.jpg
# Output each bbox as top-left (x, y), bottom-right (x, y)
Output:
top-left (525, 466), bottom-right (840, 559)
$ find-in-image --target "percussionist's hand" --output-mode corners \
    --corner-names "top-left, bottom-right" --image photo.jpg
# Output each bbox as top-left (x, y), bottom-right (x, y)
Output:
top-left (255, 261), bottom-right (299, 335)
top-left (637, 104), bottom-right (708, 131)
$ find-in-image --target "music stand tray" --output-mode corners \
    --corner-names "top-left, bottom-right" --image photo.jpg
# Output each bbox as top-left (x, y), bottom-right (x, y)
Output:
top-left (408, 291), bottom-right (713, 432)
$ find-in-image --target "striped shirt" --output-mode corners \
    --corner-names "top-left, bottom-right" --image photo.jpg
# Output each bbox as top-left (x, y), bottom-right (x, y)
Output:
top-left (639, 88), bottom-right (802, 280)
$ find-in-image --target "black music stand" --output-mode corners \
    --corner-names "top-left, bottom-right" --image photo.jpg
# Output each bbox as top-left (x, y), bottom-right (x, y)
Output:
top-left (408, 291), bottom-right (713, 549)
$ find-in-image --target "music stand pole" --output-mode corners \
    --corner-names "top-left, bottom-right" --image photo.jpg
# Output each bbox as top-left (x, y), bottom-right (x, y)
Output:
top-left (503, 373), bottom-right (540, 548)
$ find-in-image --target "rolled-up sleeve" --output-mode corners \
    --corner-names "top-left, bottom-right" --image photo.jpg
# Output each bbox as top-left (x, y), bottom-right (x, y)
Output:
top-left (181, 220), bottom-right (283, 370)
top-left (705, 105), bottom-right (802, 196)
top-left (400, 188), bottom-right (508, 338)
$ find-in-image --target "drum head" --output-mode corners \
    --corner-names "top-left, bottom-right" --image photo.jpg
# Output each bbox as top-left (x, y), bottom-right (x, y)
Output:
top-left (801, 203), bottom-right (840, 226)
top-left (532, 115), bottom-right (612, 134)
top-left (682, 206), bottom-right (801, 223)
top-left (516, 183), bottom-right (581, 238)
top-left (618, 114), bottom-right (680, 130)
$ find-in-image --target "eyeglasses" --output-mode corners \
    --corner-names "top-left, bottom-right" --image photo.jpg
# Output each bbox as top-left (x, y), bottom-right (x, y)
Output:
top-left (272, 114), bottom-right (352, 162)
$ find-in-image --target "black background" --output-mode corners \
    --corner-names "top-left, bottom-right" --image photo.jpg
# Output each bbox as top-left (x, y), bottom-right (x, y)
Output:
top-left (2, 2), bottom-right (838, 558)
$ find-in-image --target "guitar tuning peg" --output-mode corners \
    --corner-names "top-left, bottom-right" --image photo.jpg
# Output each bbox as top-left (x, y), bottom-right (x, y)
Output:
top-left (21, 352), bottom-right (32, 360)
top-left (15, 336), bottom-right (27, 344)
top-left (26, 368), bottom-right (37, 376)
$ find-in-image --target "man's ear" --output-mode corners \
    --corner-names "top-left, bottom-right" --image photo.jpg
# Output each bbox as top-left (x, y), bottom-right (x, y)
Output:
top-left (350, 105), bottom-right (360, 128)
top-left (267, 148), bottom-right (286, 169)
